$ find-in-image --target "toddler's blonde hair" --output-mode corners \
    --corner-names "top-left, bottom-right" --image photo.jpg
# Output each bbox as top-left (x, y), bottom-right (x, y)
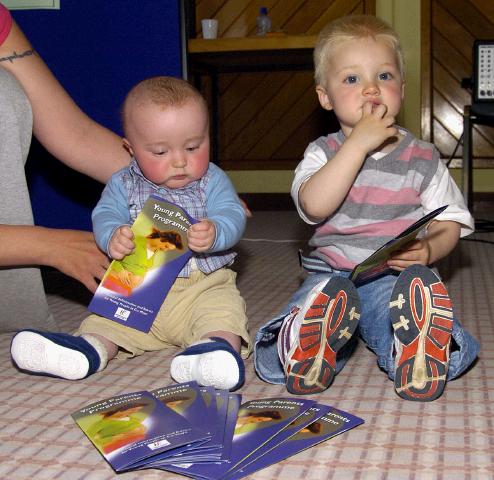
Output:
top-left (314, 15), bottom-right (404, 88)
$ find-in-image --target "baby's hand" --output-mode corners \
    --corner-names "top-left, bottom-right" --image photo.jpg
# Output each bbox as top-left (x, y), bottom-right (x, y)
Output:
top-left (108, 225), bottom-right (134, 260)
top-left (349, 102), bottom-right (398, 154)
top-left (387, 239), bottom-right (431, 271)
top-left (187, 219), bottom-right (216, 252)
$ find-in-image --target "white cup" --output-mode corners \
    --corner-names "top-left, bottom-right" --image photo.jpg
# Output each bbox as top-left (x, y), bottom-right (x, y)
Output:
top-left (202, 19), bottom-right (218, 39)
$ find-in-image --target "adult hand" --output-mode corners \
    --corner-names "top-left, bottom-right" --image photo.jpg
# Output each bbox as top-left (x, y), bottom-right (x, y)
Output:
top-left (48, 229), bottom-right (111, 293)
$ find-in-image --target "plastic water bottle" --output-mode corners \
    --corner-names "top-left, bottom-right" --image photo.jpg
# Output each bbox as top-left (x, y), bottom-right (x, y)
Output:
top-left (256, 7), bottom-right (272, 36)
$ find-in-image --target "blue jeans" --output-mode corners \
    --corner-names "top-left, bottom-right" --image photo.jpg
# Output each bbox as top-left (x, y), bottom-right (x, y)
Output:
top-left (254, 267), bottom-right (480, 385)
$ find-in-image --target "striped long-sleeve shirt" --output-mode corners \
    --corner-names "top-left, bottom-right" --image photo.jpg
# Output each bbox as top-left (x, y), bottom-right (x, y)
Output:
top-left (292, 129), bottom-right (474, 270)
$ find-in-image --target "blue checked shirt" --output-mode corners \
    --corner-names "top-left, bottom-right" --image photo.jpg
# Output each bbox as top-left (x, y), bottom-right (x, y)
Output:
top-left (92, 159), bottom-right (245, 277)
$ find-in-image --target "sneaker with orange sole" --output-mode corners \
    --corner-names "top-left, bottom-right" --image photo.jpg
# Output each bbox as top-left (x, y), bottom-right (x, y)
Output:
top-left (285, 276), bottom-right (361, 395)
top-left (390, 264), bottom-right (453, 401)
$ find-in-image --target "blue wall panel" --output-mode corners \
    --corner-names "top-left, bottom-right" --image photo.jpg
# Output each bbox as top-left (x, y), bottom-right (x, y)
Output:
top-left (12, 1), bottom-right (182, 230)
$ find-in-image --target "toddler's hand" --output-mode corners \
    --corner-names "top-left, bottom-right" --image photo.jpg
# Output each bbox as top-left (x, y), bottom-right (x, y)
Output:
top-left (108, 225), bottom-right (134, 260)
top-left (188, 219), bottom-right (216, 252)
top-left (348, 102), bottom-right (398, 154)
top-left (387, 239), bottom-right (431, 271)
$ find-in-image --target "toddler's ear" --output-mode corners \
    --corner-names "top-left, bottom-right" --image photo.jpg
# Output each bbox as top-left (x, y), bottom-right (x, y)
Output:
top-left (316, 85), bottom-right (333, 111)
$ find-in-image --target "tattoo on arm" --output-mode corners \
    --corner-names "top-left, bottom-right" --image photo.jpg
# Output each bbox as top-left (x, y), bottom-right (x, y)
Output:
top-left (0, 49), bottom-right (36, 64)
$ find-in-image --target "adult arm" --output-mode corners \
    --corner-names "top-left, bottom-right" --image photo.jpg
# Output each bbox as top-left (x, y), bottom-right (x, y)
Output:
top-left (0, 225), bottom-right (109, 292)
top-left (0, 18), bottom-right (129, 182)
top-left (0, 12), bottom-right (129, 291)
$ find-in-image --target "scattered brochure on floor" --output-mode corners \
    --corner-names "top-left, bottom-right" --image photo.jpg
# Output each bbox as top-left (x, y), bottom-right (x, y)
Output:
top-left (226, 405), bottom-right (365, 479)
top-left (155, 389), bottom-right (239, 466)
top-left (163, 397), bottom-right (317, 479)
top-left (71, 382), bottom-right (364, 477)
top-left (223, 403), bottom-right (333, 479)
top-left (71, 389), bottom-right (209, 473)
top-left (147, 383), bottom-right (226, 466)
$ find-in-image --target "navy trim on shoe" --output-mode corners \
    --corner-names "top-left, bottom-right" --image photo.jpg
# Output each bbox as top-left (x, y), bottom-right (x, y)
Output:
top-left (11, 329), bottom-right (100, 379)
top-left (177, 337), bottom-right (245, 391)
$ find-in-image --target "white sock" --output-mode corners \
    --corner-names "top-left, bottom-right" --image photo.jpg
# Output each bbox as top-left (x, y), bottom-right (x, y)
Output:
top-left (81, 334), bottom-right (109, 372)
top-left (170, 339), bottom-right (242, 390)
top-left (277, 309), bottom-right (299, 366)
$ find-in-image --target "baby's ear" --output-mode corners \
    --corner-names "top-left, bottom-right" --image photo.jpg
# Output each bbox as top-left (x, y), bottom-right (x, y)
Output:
top-left (123, 138), bottom-right (134, 156)
top-left (316, 85), bottom-right (333, 111)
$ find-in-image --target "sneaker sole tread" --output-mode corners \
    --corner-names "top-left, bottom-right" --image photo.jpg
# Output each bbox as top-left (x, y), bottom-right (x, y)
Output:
top-left (390, 265), bottom-right (453, 401)
top-left (285, 277), bottom-right (360, 395)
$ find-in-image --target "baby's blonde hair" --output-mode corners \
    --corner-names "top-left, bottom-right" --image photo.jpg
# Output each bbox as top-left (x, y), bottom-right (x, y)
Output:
top-left (314, 15), bottom-right (404, 88)
top-left (122, 76), bottom-right (208, 136)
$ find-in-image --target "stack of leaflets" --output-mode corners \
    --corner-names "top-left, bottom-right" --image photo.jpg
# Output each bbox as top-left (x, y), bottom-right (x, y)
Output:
top-left (72, 382), bottom-right (364, 477)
